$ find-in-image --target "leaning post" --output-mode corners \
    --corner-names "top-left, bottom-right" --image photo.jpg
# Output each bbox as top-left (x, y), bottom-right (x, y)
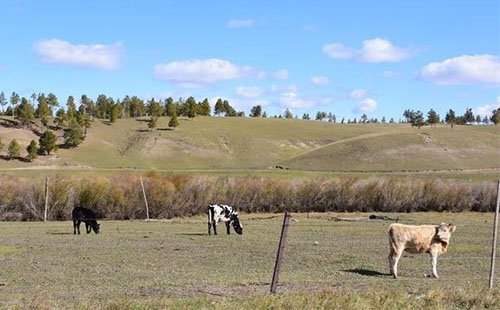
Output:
top-left (43, 176), bottom-right (49, 222)
top-left (270, 211), bottom-right (291, 294)
top-left (489, 180), bottom-right (500, 290)
top-left (140, 176), bottom-right (150, 221)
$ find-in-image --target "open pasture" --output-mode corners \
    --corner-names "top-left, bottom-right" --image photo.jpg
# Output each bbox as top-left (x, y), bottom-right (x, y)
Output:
top-left (0, 212), bottom-right (498, 309)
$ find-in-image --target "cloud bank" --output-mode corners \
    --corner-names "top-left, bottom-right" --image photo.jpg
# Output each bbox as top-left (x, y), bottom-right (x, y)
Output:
top-left (323, 38), bottom-right (413, 63)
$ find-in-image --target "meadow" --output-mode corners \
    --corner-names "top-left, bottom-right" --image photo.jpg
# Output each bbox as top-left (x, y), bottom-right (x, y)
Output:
top-left (0, 212), bottom-right (498, 309)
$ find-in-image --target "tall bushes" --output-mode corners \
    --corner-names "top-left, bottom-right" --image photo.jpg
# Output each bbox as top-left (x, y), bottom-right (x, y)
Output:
top-left (0, 174), bottom-right (496, 221)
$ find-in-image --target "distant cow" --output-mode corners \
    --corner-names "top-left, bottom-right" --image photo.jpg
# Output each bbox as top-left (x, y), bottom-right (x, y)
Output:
top-left (388, 223), bottom-right (456, 278)
top-left (72, 207), bottom-right (100, 235)
top-left (208, 204), bottom-right (243, 235)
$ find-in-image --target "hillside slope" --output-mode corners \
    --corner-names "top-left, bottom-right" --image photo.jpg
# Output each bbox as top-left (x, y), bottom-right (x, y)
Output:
top-left (0, 116), bottom-right (498, 172)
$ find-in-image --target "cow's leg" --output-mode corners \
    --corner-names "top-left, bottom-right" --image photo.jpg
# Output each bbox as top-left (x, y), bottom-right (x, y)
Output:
top-left (430, 251), bottom-right (439, 278)
top-left (73, 220), bottom-right (77, 235)
top-left (208, 208), bottom-right (212, 235)
top-left (76, 220), bottom-right (81, 235)
top-left (208, 222), bottom-right (211, 235)
top-left (226, 221), bottom-right (231, 235)
top-left (213, 221), bottom-right (217, 235)
top-left (86, 223), bottom-right (91, 234)
top-left (390, 247), bottom-right (404, 279)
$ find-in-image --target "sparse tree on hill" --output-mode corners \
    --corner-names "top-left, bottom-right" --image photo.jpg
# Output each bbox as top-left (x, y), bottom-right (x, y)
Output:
top-left (412, 110), bottom-right (425, 128)
top-left (39, 130), bottom-right (57, 155)
top-left (47, 93), bottom-right (59, 109)
top-left (10, 92), bottom-right (20, 110)
top-left (223, 100), bottom-right (236, 117)
top-left (168, 110), bottom-right (179, 129)
top-left (0, 91), bottom-right (7, 114)
top-left (463, 108), bottom-right (474, 124)
top-left (66, 96), bottom-right (76, 120)
top-left (445, 109), bottom-right (456, 128)
top-left (482, 115), bottom-right (489, 124)
top-left (15, 97), bottom-right (35, 126)
top-left (283, 108), bottom-right (293, 119)
top-left (361, 113), bottom-right (368, 123)
top-left (186, 96), bottom-right (197, 118)
top-left (26, 140), bottom-right (38, 161)
top-left (54, 108), bottom-right (67, 128)
top-left (302, 113), bottom-right (310, 120)
top-left (250, 105), bottom-right (262, 117)
top-left (389, 118), bottom-right (395, 123)
top-left (165, 97), bottom-right (175, 117)
top-left (262, 111), bottom-right (267, 118)
top-left (381, 116), bottom-right (386, 123)
top-left (214, 98), bottom-right (224, 116)
top-left (148, 98), bottom-right (163, 119)
top-left (315, 111), bottom-right (326, 120)
top-left (64, 119), bottom-right (85, 147)
top-left (491, 108), bottom-right (500, 126)
top-left (8, 139), bottom-right (20, 159)
top-left (36, 94), bottom-right (51, 127)
top-left (197, 98), bottom-right (211, 116)
top-left (83, 116), bottom-right (92, 135)
top-left (148, 116), bottom-right (157, 131)
top-left (427, 109), bottom-right (440, 127)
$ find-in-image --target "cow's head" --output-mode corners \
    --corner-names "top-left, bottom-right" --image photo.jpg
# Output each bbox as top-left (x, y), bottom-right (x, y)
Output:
top-left (231, 212), bottom-right (243, 235)
top-left (92, 222), bottom-right (100, 234)
top-left (436, 223), bottom-right (456, 243)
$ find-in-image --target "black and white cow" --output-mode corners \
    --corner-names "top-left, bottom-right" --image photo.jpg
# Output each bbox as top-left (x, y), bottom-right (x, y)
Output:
top-left (207, 204), bottom-right (243, 235)
top-left (72, 207), bottom-right (100, 235)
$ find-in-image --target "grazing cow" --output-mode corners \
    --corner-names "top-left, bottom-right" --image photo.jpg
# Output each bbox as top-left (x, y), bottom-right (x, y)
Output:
top-left (388, 223), bottom-right (456, 279)
top-left (72, 207), bottom-right (100, 235)
top-left (207, 204), bottom-right (243, 235)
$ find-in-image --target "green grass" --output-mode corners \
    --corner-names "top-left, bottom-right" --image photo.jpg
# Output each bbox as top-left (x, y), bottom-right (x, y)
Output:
top-left (1, 117), bottom-right (498, 176)
top-left (0, 212), bottom-right (498, 309)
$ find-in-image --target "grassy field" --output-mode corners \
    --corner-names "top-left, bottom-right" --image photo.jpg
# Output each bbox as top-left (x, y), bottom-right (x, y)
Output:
top-left (0, 117), bottom-right (498, 176)
top-left (0, 212), bottom-right (498, 309)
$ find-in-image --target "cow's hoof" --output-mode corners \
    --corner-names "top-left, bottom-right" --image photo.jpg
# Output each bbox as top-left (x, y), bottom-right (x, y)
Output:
top-left (393, 275), bottom-right (398, 279)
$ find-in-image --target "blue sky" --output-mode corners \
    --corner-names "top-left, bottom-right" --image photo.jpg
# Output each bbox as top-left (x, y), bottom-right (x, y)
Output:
top-left (0, 0), bottom-right (499, 119)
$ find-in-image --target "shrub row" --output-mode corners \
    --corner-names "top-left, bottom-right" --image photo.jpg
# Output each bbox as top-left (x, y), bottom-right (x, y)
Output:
top-left (0, 173), bottom-right (496, 221)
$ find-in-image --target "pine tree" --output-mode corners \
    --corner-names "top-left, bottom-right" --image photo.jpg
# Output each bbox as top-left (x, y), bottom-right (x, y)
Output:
top-left (39, 130), bottom-right (57, 155)
top-left (0, 91), bottom-right (7, 114)
top-left (47, 93), bottom-right (59, 109)
top-left (8, 139), bottom-right (20, 159)
top-left (10, 92), bottom-right (20, 109)
top-left (26, 140), bottom-right (38, 161)
top-left (148, 116), bottom-right (158, 130)
top-left (262, 111), bottom-right (267, 118)
top-left (36, 94), bottom-right (51, 127)
top-left (463, 108), bottom-right (474, 124)
top-left (222, 100), bottom-right (236, 117)
top-left (198, 98), bottom-right (211, 116)
top-left (165, 97), bottom-right (175, 117)
top-left (283, 109), bottom-right (293, 119)
top-left (427, 109), bottom-right (440, 127)
top-left (412, 111), bottom-right (425, 128)
top-left (66, 96), bottom-right (76, 120)
top-left (445, 109), bottom-right (456, 128)
top-left (214, 99), bottom-right (224, 116)
top-left (15, 97), bottom-right (35, 126)
top-left (361, 113), bottom-right (368, 123)
top-left (54, 108), bottom-right (67, 128)
top-left (64, 119), bottom-right (85, 147)
top-left (250, 105), bottom-right (262, 117)
top-left (168, 110), bottom-right (179, 129)
top-left (491, 108), bottom-right (500, 126)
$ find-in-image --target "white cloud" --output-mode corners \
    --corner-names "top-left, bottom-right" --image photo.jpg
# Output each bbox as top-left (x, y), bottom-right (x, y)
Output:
top-left (311, 76), bottom-right (330, 86)
top-left (354, 98), bottom-right (378, 113)
top-left (35, 39), bottom-right (123, 70)
top-left (420, 55), bottom-right (500, 85)
top-left (273, 69), bottom-right (289, 80)
top-left (227, 19), bottom-right (254, 28)
top-left (383, 70), bottom-right (399, 78)
top-left (347, 89), bottom-right (368, 100)
top-left (323, 38), bottom-right (413, 63)
top-left (236, 86), bottom-right (264, 98)
top-left (154, 58), bottom-right (253, 88)
top-left (473, 97), bottom-right (500, 117)
top-left (303, 24), bottom-right (317, 31)
top-left (278, 92), bottom-right (314, 109)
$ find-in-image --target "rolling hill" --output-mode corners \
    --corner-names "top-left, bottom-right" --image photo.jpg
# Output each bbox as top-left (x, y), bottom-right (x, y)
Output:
top-left (0, 116), bottom-right (499, 173)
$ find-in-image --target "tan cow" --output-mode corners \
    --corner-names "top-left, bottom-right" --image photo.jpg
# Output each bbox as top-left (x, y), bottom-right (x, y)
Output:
top-left (388, 223), bottom-right (456, 279)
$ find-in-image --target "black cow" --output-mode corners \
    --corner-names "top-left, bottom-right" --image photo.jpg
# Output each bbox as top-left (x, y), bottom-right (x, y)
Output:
top-left (72, 207), bottom-right (100, 235)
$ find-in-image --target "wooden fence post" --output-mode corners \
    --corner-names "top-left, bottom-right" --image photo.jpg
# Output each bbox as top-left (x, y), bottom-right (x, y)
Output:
top-left (270, 211), bottom-right (291, 293)
top-left (489, 180), bottom-right (500, 290)
top-left (140, 176), bottom-right (150, 221)
top-left (43, 176), bottom-right (49, 222)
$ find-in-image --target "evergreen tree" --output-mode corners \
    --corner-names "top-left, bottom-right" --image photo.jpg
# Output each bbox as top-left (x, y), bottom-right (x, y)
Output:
top-left (186, 96), bottom-right (197, 118)
top-left (283, 108), bottom-right (293, 119)
top-left (302, 113), bottom-right (310, 120)
top-left (47, 93), bottom-right (59, 109)
top-left (26, 140), bottom-right (38, 161)
top-left (412, 110), bottom-right (425, 128)
top-left (168, 110), bottom-right (179, 129)
top-left (39, 130), bottom-right (57, 155)
top-left (64, 119), bottom-right (85, 147)
top-left (222, 100), bottom-right (236, 117)
top-left (427, 109), bottom-right (440, 127)
top-left (15, 97), bottom-right (35, 126)
top-left (361, 113), bottom-right (368, 123)
top-left (475, 115), bottom-right (481, 123)
top-left (8, 139), bottom-right (20, 159)
top-left (54, 108), bottom-right (67, 128)
top-left (389, 118), bottom-right (395, 123)
top-left (148, 98), bottom-right (163, 118)
top-left (214, 99), bottom-right (224, 116)
top-left (83, 116), bottom-right (92, 135)
top-left (491, 108), bottom-right (500, 126)
top-left (463, 108), bottom-right (474, 124)
top-left (109, 104), bottom-right (119, 123)
top-left (262, 111), bottom-right (267, 118)
top-left (445, 109), bottom-right (456, 128)
top-left (10, 92), bottom-right (20, 110)
top-left (165, 97), bottom-right (175, 117)
top-left (197, 98), bottom-right (211, 116)
top-left (36, 94), bottom-right (51, 127)
top-left (148, 116), bottom-right (158, 130)
top-left (250, 105), bottom-right (262, 117)
top-left (0, 91), bottom-right (7, 114)
top-left (381, 116), bottom-right (386, 123)
top-left (66, 96), bottom-right (76, 120)
top-left (482, 115), bottom-right (489, 124)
